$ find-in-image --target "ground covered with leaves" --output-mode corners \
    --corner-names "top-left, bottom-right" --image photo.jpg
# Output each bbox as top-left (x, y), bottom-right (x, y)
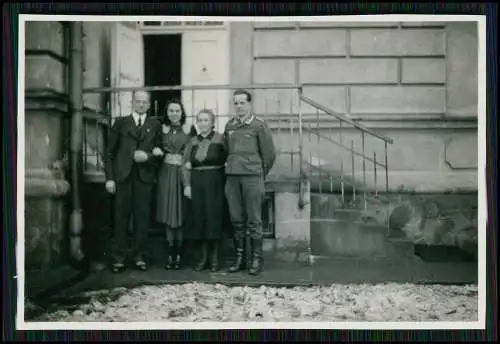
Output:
top-left (33, 282), bottom-right (478, 322)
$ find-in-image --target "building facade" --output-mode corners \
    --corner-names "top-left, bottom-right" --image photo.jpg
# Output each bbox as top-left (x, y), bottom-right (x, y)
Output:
top-left (24, 20), bottom-right (479, 273)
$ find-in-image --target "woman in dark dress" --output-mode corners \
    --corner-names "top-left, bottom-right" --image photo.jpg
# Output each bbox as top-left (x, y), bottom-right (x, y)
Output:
top-left (182, 109), bottom-right (228, 272)
top-left (153, 99), bottom-right (196, 270)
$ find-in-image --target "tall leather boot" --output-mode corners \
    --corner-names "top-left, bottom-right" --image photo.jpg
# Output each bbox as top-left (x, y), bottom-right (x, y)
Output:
top-left (194, 240), bottom-right (208, 272)
top-left (174, 241), bottom-right (183, 270)
top-left (228, 235), bottom-right (246, 273)
top-left (248, 237), bottom-right (263, 276)
top-left (210, 240), bottom-right (220, 272)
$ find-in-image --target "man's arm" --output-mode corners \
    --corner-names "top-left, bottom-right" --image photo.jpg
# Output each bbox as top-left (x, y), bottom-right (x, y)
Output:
top-left (222, 122), bottom-right (231, 166)
top-left (104, 118), bottom-right (121, 181)
top-left (257, 120), bottom-right (277, 176)
top-left (146, 120), bottom-right (163, 165)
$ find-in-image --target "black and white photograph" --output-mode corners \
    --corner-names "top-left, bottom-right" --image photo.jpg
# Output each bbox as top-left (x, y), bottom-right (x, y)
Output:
top-left (18, 15), bottom-right (485, 329)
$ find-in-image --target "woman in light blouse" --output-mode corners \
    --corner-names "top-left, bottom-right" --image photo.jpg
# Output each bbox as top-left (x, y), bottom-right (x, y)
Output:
top-left (182, 109), bottom-right (228, 272)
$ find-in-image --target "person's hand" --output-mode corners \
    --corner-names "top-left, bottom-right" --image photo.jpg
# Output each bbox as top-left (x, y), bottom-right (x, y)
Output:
top-left (184, 162), bottom-right (192, 170)
top-left (134, 150), bottom-right (149, 163)
top-left (105, 180), bottom-right (116, 194)
top-left (152, 147), bottom-right (164, 157)
top-left (184, 186), bottom-right (192, 199)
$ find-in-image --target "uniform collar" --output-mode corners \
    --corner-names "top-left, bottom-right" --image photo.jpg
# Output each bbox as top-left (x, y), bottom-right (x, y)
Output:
top-left (235, 113), bottom-right (255, 126)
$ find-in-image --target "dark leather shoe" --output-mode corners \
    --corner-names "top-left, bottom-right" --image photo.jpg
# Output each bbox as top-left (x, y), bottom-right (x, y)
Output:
top-left (135, 260), bottom-right (148, 271)
top-left (111, 262), bottom-right (126, 273)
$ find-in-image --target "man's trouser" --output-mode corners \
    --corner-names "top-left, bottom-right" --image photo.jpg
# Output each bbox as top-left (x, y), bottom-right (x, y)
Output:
top-left (225, 175), bottom-right (265, 240)
top-left (225, 175), bottom-right (265, 273)
top-left (112, 167), bottom-right (152, 264)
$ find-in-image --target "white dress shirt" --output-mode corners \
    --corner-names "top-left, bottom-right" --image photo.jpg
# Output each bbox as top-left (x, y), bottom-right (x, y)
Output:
top-left (132, 112), bottom-right (146, 127)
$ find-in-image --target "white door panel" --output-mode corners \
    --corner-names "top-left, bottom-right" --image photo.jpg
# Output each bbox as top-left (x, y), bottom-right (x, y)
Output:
top-left (181, 30), bottom-right (230, 133)
top-left (110, 22), bottom-right (144, 120)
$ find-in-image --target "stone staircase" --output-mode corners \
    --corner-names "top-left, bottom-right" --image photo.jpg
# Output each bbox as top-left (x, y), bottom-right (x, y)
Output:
top-left (309, 191), bottom-right (415, 262)
top-left (266, 93), bottom-right (416, 263)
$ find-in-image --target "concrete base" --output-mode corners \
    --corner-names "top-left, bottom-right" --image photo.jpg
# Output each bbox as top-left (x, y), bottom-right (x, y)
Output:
top-left (310, 219), bottom-right (388, 258)
top-left (25, 170), bottom-right (70, 272)
top-left (310, 191), bottom-right (478, 260)
top-left (271, 179), bottom-right (312, 264)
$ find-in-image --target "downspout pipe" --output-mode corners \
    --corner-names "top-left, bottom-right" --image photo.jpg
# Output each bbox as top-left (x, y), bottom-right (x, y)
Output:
top-left (68, 22), bottom-right (85, 265)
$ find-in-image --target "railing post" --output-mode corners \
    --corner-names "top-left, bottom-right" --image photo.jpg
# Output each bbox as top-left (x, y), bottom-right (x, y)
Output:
top-left (362, 133), bottom-right (366, 210)
top-left (154, 100), bottom-right (159, 118)
top-left (191, 89), bottom-right (196, 125)
top-left (340, 121), bottom-right (345, 204)
top-left (385, 141), bottom-right (389, 193)
top-left (289, 98), bottom-right (294, 171)
top-left (351, 140), bottom-right (356, 203)
top-left (374, 152), bottom-right (378, 197)
top-left (83, 119), bottom-right (87, 171)
top-left (298, 87), bottom-right (306, 209)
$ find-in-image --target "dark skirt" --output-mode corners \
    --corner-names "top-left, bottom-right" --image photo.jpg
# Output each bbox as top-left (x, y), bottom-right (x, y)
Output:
top-left (189, 168), bottom-right (226, 240)
top-left (155, 163), bottom-right (187, 228)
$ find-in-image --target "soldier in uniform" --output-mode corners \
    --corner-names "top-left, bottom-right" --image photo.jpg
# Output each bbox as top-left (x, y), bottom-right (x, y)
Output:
top-left (224, 89), bottom-right (276, 276)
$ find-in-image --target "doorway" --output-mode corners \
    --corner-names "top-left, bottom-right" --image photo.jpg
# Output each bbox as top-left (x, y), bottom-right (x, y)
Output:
top-left (143, 34), bottom-right (182, 120)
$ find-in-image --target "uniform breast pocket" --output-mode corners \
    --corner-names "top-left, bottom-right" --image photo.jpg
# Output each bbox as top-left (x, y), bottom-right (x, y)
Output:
top-left (234, 132), bottom-right (257, 153)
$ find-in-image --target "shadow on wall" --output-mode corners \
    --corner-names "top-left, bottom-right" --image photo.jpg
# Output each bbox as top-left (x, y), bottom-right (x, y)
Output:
top-left (376, 190), bottom-right (478, 259)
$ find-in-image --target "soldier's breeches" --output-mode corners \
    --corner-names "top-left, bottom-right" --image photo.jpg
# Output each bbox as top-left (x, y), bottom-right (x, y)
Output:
top-left (225, 175), bottom-right (265, 239)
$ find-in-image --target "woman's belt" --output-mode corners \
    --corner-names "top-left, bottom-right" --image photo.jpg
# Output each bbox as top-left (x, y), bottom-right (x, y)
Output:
top-left (164, 153), bottom-right (183, 166)
top-left (192, 165), bottom-right (225, 171)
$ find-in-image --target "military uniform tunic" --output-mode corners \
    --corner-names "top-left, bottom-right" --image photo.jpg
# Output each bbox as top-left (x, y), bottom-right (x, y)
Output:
top-left (223, 114), bottom-right (276, 239)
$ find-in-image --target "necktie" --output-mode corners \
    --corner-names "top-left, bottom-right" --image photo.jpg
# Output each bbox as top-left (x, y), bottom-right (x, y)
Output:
top-left (137, 116), bottom-right (143, 128)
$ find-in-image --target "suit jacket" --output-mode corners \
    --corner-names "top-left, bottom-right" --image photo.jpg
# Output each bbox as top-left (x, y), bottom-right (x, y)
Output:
top-left (105, 115), bottom-right (162, 184)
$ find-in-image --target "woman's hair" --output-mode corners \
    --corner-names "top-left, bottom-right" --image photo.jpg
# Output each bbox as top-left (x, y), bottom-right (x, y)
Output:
top-left (196, 109), bottom-right (217, 130)
top-left (163, 98), bottom-right (187, 126)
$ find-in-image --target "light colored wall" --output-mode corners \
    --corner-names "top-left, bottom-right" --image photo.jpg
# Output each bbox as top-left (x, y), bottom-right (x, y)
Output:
top-left (230, 21), bottom-right (479, 192)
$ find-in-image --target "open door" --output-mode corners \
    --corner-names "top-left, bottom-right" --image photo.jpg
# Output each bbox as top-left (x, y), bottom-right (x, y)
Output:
top-left (181, 29), bottom-right (230, 133)
top-left (110, 22), bottom-right (145, 119)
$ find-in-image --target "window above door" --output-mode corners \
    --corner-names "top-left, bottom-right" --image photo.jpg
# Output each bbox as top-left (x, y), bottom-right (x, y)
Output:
top-left (138, 21), bottom-right (227, 31)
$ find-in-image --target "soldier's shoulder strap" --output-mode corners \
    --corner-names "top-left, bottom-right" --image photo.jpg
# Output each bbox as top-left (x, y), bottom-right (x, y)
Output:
top-left (253, 116), bottom-right (270, 127)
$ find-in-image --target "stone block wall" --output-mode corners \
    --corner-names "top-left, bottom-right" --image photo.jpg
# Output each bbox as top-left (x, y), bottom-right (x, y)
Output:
top-left (24, 21), bottom-right (113, 271)
top-left (25, 21), bottom-right (71, 271)
top-left (230, 21), bottom-right (479, 193)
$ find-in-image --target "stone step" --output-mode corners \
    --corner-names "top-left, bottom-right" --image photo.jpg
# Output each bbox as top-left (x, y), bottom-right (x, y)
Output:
top-left (414, 244), bottom-right (477, 263)
top-left (386, 237), bottom-right (416, 260)
top-left (332, 208), bottom-right (363, 221)
top-left (310, 219), bottom-right (388, 258)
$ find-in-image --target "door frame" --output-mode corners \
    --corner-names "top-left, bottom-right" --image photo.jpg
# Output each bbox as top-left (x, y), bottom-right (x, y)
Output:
top-left (138, 22), bottom-right (231, 89)
top-left (138, 22), bottom-right (232, 131)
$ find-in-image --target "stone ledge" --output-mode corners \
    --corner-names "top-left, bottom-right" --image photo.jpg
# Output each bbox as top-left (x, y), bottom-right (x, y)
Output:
top-left (25, 170), bottom-right (70, 198)
top-left (25, 89), bottom-right (69, 116)
top-left (263, 238), bottom-right (311, 265)
top-left (309, 170), bottom-right (478, 193)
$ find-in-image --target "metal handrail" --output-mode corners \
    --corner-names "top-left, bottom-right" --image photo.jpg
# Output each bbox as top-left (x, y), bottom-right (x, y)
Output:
top-left (300, 94), bottom-right (394, 145)
top-left (302, 125), bottom-right (386, 169)
top-left (83, 83), bottom-right (302, 94)
top-left (81, 83), bottom-right (392, 199)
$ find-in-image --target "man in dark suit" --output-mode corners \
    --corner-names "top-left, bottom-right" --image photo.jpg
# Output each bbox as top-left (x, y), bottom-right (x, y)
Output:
top-left (104, 90), bottom-right (162, 273)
